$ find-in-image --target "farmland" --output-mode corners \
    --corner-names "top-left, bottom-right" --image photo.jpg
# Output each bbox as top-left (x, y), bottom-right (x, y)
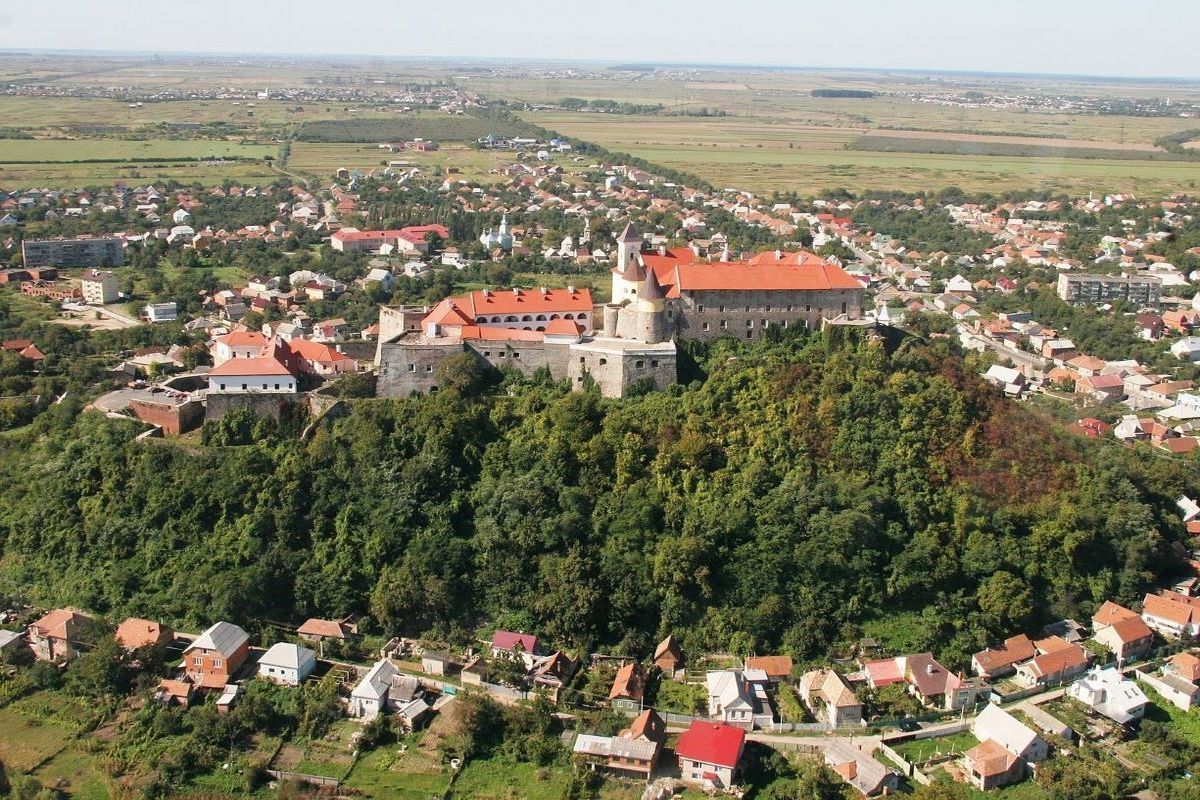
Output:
top-left (295, 111), bottom-right (535, 143)
top-left (288, 142), bottom-right (509, 182)
top-left (524, 111), bottom-right (1200, 196)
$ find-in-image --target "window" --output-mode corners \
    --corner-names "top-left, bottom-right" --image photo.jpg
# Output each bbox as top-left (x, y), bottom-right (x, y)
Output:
top-left (720, 320), bottom-right (728, 329)
top-left (761, 319), bottom-right (768, 327)
top-left (512, 352), bottom-right (521, 359)
top-left (579, 356), bottom-right (585, 363)
top-left (274, 383), bottom-right (280, 390)
top-left (214, 659), bottom-right (223, 669)
top-left (805, 304), bottom-right (811, 312)
top-left (536, 314), bottom-right (546, 321)
top-left (425, 364), bottom-right (433, 372)
top-left (578, 312), bottom-right (587, 320)
top-left (193, 656), bottom-right (202, 667)
top-left (787, 304), bottom-right (794, 312)
top-left (241, 383), bottom-right (247, 390)
top-left (408, 364), bottom-right (416, 372)
top-left (841, 302), bottom-right (848, 314)
top-left (745, 305), bottom-right (751, 313)
top-left (747, 320), bottom-right (754, 328)
top-left (782, 320), bottom-right (789, 328)
top-left (765, 304), bottom-right (772, 312)
top-left (483, 351), bottom-right (491, 357)
top-left (499, 352), bottom-right (506, 358)
top-left (697, 304), bottom-right (705, 312)
top-left (746, 331), bottom-right (753, 340)
top-left (599, 358), bottom-right (607, 365)
top-left (651, 360), bottom-right (659, 367)
top-left (702, 322), bottom-right (710, 331)
top-left (635, 360), bottom-right (645, 369)
top-left (521, 315), bottom-right (532, 322)
top-left (219, 383), bottom-right (226, 390)
top-left (719, 305), bottom-right (725, 312)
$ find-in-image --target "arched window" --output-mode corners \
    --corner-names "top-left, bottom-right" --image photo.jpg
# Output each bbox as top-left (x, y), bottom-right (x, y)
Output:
top-left (550, 314), bottom-right (560, 320)
top-left (476, 317), bottom-right (487, 324)
top-left (522, 326), bottom-right (531, 330)
top-left (521, 315), bottom-right (532, 322)
top-left (536, 326), bottom-right (545, 332)
top-left (577, 312), bottom-right (588, 320)
top-left (492, 316), bottom-right (501, 323)
top-left (505, 315), bottom-right (517, 322)
top-left (564, 313), bottom-right (574, 320)
top-left (535, 314), bottom-right (546, 321)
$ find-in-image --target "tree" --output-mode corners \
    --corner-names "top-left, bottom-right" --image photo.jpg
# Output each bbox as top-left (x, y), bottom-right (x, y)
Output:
top-left (976, 570), bottom-right (1033, 631)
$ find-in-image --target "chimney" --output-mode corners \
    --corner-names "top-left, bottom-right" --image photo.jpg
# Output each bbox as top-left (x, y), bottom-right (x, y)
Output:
top-left (775, 248), bottom-right (782, 261)
top-left (512, 287), bottom-right (520, 296)
top-left (844, 761), bottom-right (857, 780)
top-left (540, 287), bottom-right (548, 295)
top-left (926, 664), bottom-right (935, 675)
top-left (567, 284), bottom-right (576, 293)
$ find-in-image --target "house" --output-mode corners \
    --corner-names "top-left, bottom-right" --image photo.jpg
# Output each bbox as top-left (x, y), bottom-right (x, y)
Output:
top-left (80, 269), bottom-right (118, 305)
top-left (971, 634), bottom-right (1036, 680)
top-left (609, 661), bottom-right (647, 710)
top-left (823, 739), bottom-right (898, 797)
top-left (1068, 667), bottom-right (1148, 724)
top-left (1172, 337), bottom-right (1200, 362)
top-left (1141, 592), bottom-right (1200, 638)
top-left (1146, 652), bottom-right (1200, 710)
top-left (1013, 637), bottom-right (1089, 688)
top-left (1091, 605), bottom-right (1153, 662)
top-left (861, 658), bottom-right (906, 688)
top-left (155, 679), bottom-right (194, 708)
top-left (675, 720), bottom-right (746, 789)
top-left (705, 670), bottom-right (757, 729)
top-left (258, 642), bottom-right (317, 686)
top-left (27, 609), bottom-right (91, 662)
top-left (983, 365), bottom-right (1028, 397)
top-left (212, 330), bottom-right (267, 365)
top-left (0, 629), bottom-right (23, 655)
top-left (297, 617), bottom-right (353, 642)
top-left (349, 658), bottom-right (400, 720)
top-left (421, 651), bottom-right (454, 676)
top-left (904, 652), bottom-right (981, 711)
top-left (115, 618), bottom-right (173, 652)
top-left (797, 668), bottom-right (863, 728)
top-left (143, 302), bottom-right (178, 323)
top-left (217, 683), bottom-right (240, 714)
top-left (653, 634), bottom-right (684, 676)
top-left (573, 709), bottom-right (666, 777)
top-left (964, 704), bottom-right (1047, 790)
top-left (532, 650), bottom-right (577, 690)
top-left (397, 697), bottom-right (432, 731)
top-left (744, 655), bottom-right (793, 684)
top-left (461, 656), bottom-right (488, 686)
top-left (206, 354), bottom-right (296, 394)
top-left (181, 621), bottom-right (251, 690)
top-left (491, 630), bottom-right (539, 667)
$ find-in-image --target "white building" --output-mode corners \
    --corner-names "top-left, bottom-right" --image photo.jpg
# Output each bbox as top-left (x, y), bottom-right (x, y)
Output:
top-left (349, 659), bottom-right (398, 720)
top-left (143, 302), bottom-right (178, 323)
top-left (258, 642), bottom-right (317, 686)
top-left (972, 704), bottom-right (1048, 764)
top-left (80, 269), bottom-right (118, 305)
top-left (206, 356), bottom-right (296, 394)
top-left (1068, 667), bottom-right (1148, 724)
top-left (705, 670), bottom-right (757, 729)
top-left (212, 330), bottom-right (268, 365)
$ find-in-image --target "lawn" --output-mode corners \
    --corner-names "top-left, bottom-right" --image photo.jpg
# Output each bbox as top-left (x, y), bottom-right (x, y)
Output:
top-left (861, 611), bottom-right (932, 654)
top-left (33, 744), bottom-right (113, 800)
top-left (1139, 683), bottom-right (1200, 744)
top-left (448, 758), bottom-right (572, 800)
top-left (0, 706), bottom-right (73, 771)
top-left (275, 719), bottom-right (361, 780)
top-left (343, 740), bottom-right (452, 800)
top-left (889, 730), bottom-right (979, 764)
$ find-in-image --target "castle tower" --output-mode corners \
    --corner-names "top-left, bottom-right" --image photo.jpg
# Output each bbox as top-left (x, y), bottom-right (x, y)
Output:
top-left (616, 222), bottom-right (642, 274)
top-left (636, 267), bottom-right (669, 344)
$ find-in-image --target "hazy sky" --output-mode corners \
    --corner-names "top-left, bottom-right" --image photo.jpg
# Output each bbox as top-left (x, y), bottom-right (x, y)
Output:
top-left (0, 1), bottom-right (1197, 79)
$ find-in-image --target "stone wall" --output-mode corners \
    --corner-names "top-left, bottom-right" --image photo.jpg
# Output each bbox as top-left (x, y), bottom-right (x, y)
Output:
top-left (376, 340), bottom-right (464, 397)
top-left (568, 344), bottom-right (676, 398)
top-left (129, 398), bottom-right (204, 435)
top-left (675, 288), bottom-right (863, 342)
top-left (206, 392), bottom-right (297, 423)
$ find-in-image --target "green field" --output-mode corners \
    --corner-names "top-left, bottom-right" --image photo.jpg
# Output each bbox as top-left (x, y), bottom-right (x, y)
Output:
top-left (889, 730), bottom-right (980, 764)
top-left (296, 111), bottom-right (534, 143)
top-left (0, 138), bottom-right (277, 162)
top-left (289, 141), bottom-right (508, 182)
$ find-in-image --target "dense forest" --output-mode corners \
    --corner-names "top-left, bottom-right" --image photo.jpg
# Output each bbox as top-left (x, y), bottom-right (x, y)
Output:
top-left (0, 329), bottom-right (1190, 668)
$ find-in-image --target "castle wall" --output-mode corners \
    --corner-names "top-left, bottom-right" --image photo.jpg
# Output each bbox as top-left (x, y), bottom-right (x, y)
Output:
top-left (376, 340), bottom-right (465, 396)
top-left (568, 342), bottom-right (677, 398)
top-left (206, 393), bottom-right (296, 423)
top-left (675, 288), bottom-right (863, 342)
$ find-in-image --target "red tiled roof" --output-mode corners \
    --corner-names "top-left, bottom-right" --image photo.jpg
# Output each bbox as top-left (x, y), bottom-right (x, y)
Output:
top-left (973, 634), bottom-right (1036, 675)
top-left (459, 287), bottom-right (593, 317)
top-left (745, 655), bottom-right (793, 678)
top-left (297, 618), bottom-right (348, 639)
top-left (1108, 614), bottom-right (1153, 645)
top-left (609, 662), bottom-right (646, 701)
top-left (218, 330), bottom-right (266, 347)
top-left (287, 338), bottom-right (354, 365)
top-left (492, 630), bottom-right (537, 652)
top-left (115, 618), bottom-right (171, 650)
top-left (676, 721), bottom-right (745, 770)
top-left (208, 355), bottom-right (293, 377)
top-left (1093, 601), bottom-right (1137, 627)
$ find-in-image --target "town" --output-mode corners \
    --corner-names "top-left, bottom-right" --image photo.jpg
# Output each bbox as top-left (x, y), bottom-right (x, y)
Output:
top-left (3, 9), bottom-right (1200, 800)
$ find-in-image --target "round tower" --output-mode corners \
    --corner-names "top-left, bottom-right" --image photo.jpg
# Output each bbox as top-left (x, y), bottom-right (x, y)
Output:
top-left (603, 304), bottom-right (619, 338)
top-left (636, 268), bottom-right (669, 344)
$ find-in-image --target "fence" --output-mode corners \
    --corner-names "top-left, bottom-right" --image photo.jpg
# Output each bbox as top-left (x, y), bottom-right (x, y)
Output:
top-left (880, 719), bottom-right (970, 746)
top-left (876, 742), bottom-right (933, 786)
top-left (266, 770), bottom-right (340, 788)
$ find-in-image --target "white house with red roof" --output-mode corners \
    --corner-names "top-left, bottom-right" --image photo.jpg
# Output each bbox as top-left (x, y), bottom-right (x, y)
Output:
top-left (212, 330), bottom-right (268, 365)
top-left (207, 354), bottom-right (296, 394)
top-left (675, 720), bottom-right (746, 789)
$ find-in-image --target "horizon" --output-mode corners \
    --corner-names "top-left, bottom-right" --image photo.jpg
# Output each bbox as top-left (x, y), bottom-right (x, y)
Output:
top-left (2, 0), bottom-right (1199, 81)
top-left (2, 47), bottom-right (1200, 85)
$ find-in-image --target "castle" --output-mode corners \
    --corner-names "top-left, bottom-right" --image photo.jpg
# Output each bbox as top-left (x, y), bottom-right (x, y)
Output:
top-left (374, 224), bottom-right (864, 398)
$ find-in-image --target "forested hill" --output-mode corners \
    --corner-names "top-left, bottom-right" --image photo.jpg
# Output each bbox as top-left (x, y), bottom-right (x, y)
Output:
top-left (0, 330), bottom-right (1189, 667)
